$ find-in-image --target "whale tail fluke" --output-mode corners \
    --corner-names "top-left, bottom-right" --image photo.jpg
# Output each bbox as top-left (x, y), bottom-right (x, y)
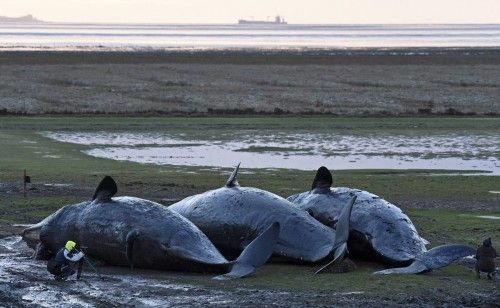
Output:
top-left (315, 196), bottom-right (356, 274)
top-left (213, 222), bottom-right (280, 280)
top-left (373, 244), bottom-right (476, 275)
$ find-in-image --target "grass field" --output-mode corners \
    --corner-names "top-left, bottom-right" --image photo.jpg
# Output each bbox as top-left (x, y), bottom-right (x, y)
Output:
top-left (1, 51), bottom-right (499, 116)
top-left (0, 115), bottom-right (499, 303)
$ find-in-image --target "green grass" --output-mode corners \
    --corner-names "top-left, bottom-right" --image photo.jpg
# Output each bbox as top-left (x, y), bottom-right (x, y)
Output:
top-left (0, 116), bottom-right (498, 208)
top-left (0, 116), bottom-right (498, 198)
top-left (1, 131), bottom-right (497, 204)
top-left (0, 197), bottom-right (79, 225)
top-left (220, 263), bottom-right (495, 295)
top-left (406, 209), bottom-right (500, 246)
top-left (1, 115), bottom-right (499, 132)
top-left (127, 262), bottom-right (498, 300)
top-left (0, 115), bottom-right (498, 300)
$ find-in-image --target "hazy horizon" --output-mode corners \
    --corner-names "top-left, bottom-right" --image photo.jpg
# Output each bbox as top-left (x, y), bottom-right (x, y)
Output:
top-left (4, 15), bottom-right (500, 26)
top-left (0, 0), bottom-right (499, 24)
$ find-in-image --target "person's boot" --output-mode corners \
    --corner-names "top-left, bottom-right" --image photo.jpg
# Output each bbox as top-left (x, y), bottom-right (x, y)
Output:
top-left (476, 270), bottom-right (480, 279)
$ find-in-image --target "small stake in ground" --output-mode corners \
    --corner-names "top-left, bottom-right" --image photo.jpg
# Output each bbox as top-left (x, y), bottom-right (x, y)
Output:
top-left (23, 169), bottom-right (31, 197)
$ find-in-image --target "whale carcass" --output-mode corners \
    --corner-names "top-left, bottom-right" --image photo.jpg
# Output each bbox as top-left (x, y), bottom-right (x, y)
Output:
top-left (287, 167), bottom-right (475, 274)
top-left (22, 176), bottom-right (280, 280)
top-left (169, 164), bottom-right (355, 272)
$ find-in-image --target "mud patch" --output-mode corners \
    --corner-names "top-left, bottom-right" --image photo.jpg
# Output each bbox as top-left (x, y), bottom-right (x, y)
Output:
top-left (1, 236), bottom-right (498, 307)
top-left (0, 237), bottom-right (283, 307)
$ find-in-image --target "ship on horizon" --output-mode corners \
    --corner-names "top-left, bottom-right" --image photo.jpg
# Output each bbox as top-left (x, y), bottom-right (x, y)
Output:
top-left (238, 15), bottom-right (287, 25)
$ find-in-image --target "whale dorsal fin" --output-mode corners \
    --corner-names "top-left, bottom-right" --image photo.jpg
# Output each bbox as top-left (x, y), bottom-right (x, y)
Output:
top-left (311, 166), bottom-right (332, 190)
top-left (92, 176), bottom-right (117, 202)
top-left (225, 163), bottom-right (241, 187)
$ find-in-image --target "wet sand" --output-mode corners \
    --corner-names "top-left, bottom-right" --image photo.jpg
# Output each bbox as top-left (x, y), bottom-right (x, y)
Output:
top-left (0, 49), bottom-right (499, 115)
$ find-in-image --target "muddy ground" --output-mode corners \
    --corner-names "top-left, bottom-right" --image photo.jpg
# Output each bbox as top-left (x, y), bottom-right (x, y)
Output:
top-left (1, 236), bottom-right (498, 308)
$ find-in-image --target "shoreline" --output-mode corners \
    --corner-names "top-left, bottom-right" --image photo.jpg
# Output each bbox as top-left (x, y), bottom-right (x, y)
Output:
top-left (1, 47), bottom-right (500, 65)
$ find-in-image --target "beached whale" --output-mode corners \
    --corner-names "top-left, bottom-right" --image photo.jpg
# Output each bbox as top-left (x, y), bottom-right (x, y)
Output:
top-left (22, 176), bottom-right (280, 280)
top-left (287, 166), bottom-right (475, 274)
top-left (169, 164), bottom-right (355, 272)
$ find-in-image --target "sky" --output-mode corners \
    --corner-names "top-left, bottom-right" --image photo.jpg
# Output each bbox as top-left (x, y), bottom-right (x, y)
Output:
top-left (0, 0), bottom-right (499, 24)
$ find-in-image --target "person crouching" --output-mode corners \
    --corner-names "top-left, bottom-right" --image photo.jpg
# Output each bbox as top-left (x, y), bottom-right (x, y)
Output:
top-left (475, 237), bottom-right (497, 280)
top-left (47, 240), bottom-right (84, 281)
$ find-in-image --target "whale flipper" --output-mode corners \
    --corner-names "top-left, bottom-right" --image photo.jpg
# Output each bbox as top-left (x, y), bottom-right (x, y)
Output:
top-left (126, 230), bottom-right (140, 269)
top-left (92, 176), bottom-right (117, 202)
top-left (225, 163), bottom-right (241, 188)
top-left (315, 196), bottom-right (356, 274)
top-left (374, 244), bottom-right (476, 274)
top-left (213, 222), bottom-right (280, 280)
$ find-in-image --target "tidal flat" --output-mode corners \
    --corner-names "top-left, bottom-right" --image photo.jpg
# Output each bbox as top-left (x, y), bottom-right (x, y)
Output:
top-left (0, 116), bottom-right (499, 306)
top-left (42, 128), bottom-right (499, 174)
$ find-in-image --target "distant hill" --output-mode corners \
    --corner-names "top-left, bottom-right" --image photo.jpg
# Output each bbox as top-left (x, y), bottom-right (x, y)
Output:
top-left (0, 14), bottom-right (44, 23)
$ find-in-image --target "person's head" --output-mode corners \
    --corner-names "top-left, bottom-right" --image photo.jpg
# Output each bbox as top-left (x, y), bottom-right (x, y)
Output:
top-left (483, 237), bottom-right (492, 247)
top-left (65, 240), bottom-right (77, 252)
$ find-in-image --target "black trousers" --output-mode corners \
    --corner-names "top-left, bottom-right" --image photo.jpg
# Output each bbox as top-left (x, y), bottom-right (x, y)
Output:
top-left (47, 259), bottom-right (75, 278)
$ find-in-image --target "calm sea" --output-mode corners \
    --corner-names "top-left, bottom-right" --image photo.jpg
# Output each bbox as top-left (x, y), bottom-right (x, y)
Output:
top-left (0, 23), bottom-right (499, 51)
